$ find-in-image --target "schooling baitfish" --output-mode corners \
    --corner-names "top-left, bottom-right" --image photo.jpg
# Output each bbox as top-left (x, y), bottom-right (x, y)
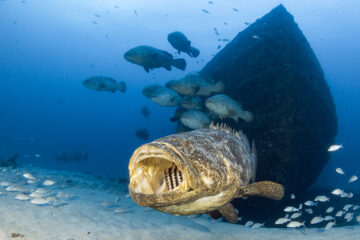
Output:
top-left (128, 122), bottom-right (284, 223)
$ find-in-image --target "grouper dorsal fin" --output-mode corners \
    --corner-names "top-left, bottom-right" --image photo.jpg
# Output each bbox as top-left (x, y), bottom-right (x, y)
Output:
top-left (209, 122), bottom-right (251, 151)
top-left (218, 202), bottom-right (238, 223)
top-left (236, 181), bottom-right (285, 200)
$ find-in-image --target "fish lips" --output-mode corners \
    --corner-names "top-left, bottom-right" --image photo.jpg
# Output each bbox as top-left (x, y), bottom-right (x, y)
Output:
top-left (123, 49), bottom-right (139, 64)
top-left (128, 142), bottom-right (200, 207)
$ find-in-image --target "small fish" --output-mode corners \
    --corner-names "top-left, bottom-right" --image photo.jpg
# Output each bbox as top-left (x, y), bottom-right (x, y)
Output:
top-left (213, 27), bottom-right (219, 36)
top-left (314, 195), bottom-right (329, 202)
top-left (310, 216), bottom-right (324, 224)
top-left (251, 223), bottom-right (264, 228)
top-left (94, 14), bottom-right (101, 18)
top-left (0, 181), bottom-right (10, 187)
top-left (284, 214), bottom-right (290, 219)
top-left (133, 10), bottom-right (137, 16)
top-left (23, 173), bottom-right (35, 180)
top-left (15, 194), bottom-right (30, 201)
top-left (347, 192), bottom-right (354, 198)
top-left (348, 175), bottom-right (358, 183)
top-left (233, 8), bottom-right (239, 12)
top-left (298, 203), bottom-right (303, 210)
top-left (286, 221), bottom-right (304, 228)
top-left (284, 206), bottom-right (299, 212)
top-left (344, 212), bottom-right (353, 221)
top-left (252, 35), bottom-right (260, 39)
top-left (92, 20), bottom-right (98, 24)
top-left (135, 128), bottom-right (150, 141)
top-left (6, 186), bottom-right (23, 192)
top-left (325, 221), bottom-right (336, 229)
top-left (335, 210), bottom-right (344, 217)
top-left (326, 207), bottom-right (334, 213)
top-left (275, 218), bottom-right (290, 224)
top-left (201, 9), bottom-right (210, 14)
top-left (305, 208), bottom-right (313, 214)
top-left (340, 192), bottom-right (349, 198)
top-left (290, 193), bottom-right (295, 199)
top-left (304, 200), bottom-right (317, 207)
top-left (140, 106), bottom-right (151, 119)
top-left (290, 212), bottom-right (301, 219)
top-left (331, 188), bottom-right (344, 195)
top-left (244, 221), bottom-right (254, 227)
top-left (324, 216), bottom-right (335, 221)
top-left (335, 167), bottom-right (345, 175)
top-left (343, 204), bottom-right (353, 212)
top-left (35, 154), bottom-right (40, 158)
top-left (43, 180), bottom-right (55, 186)
top-left (356, 215), bottom-right (360, 223)
top-left (224, 22), bottom-right (228, 26)
top-left (31, 197), bottom-right (50, 205)
top-left (328, 144), bottom-right (342, 152)
top-left (208, 1), bottom-right (213, 4)
top-left (353, 205), bottom-right (360, 210)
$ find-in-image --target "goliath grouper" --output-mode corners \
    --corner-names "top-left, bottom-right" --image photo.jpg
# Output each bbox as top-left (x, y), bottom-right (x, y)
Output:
top-left (128, 122), bottom-right (284, 223)
top-left (124, 46), bottom-right (186, 73)
top-left (167, 31), bottom-right (200, 58)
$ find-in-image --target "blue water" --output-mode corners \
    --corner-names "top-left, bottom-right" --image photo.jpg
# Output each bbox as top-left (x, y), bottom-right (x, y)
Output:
top-left (0, 0), bottom-right (359, 190)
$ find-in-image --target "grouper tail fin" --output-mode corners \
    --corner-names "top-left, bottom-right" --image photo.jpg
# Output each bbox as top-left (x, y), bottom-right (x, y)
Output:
top-left (172, 58), bottom-right (186, 71)
top-left (116, 81), bottom-right (127, 93)
top-left (187, 46), bottom-right (200, 58)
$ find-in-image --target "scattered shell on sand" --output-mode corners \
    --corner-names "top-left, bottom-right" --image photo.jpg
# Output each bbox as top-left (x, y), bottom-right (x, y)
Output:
top-left (15, 194), bottom-right (30, 201)
top-left (27, 180), bottom-right (36, 184)
top-left (43, 180), bottom-right (55, 186)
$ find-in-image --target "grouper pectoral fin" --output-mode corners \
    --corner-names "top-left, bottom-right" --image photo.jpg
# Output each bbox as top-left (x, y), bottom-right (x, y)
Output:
top-left (236, 181), bottom-right (285, 200)
top-left (218, 202), bottom-right (238, 223)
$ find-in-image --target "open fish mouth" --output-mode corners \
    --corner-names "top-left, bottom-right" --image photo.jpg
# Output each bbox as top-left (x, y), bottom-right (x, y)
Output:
top-left (128, 143), bottom-right (194, 196)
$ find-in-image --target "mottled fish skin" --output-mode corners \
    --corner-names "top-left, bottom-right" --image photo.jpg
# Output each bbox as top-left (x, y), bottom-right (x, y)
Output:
top-left (124, 45), bottom-right (186, 72)
top-left (128, 123), bottom-right (257, 215)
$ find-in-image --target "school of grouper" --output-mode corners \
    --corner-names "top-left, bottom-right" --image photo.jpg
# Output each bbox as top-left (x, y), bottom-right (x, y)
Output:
top-left (82, 30), bottom-right (254, 133)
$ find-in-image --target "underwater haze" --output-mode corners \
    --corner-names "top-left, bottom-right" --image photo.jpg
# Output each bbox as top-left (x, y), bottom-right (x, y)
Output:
top-left (1, 0), bottom-right (359, 184)
top-left (1, 0), bottom-right (360, 238)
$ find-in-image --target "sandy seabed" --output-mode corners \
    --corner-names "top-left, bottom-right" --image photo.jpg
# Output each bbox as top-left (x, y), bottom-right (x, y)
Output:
top-left (0, 166), bottom-right (359, 240)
